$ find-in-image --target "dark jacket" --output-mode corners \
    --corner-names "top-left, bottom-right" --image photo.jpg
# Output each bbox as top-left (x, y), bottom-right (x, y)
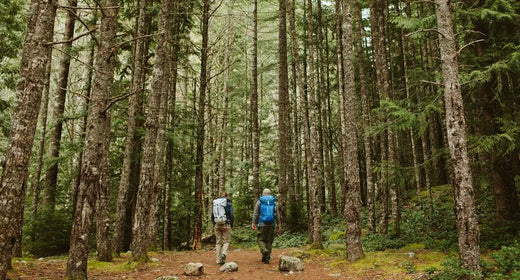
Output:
top-left (211, 198), bottom-right (234, 227)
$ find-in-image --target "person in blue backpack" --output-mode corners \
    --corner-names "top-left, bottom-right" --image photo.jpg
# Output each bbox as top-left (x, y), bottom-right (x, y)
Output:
top-left (252, 188), bottom-right (281, 264)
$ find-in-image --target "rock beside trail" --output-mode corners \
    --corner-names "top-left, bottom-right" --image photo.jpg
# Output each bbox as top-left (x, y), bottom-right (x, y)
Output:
top-left (279, 255), bottom-right (304, 272)
top-left (184, 262), bottom-right (204, 276)
top-left (155, 276), bottom-right (178, 280)
top-left (219, 262), bottom-right (238, 272)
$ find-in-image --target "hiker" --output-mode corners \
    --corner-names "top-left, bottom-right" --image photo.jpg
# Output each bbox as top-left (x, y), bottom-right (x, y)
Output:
top-left (252, 188), bottom-right (281, 264)
top-left (212, 191), bottom-right (234, 265)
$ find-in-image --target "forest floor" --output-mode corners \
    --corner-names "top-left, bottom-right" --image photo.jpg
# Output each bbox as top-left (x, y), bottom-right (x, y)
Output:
top-left (9, 244), bottom-right (447, 279)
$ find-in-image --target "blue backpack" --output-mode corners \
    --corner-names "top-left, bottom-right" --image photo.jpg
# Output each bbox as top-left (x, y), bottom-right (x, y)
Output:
top-left (259, 195), bottom-right (276, 224)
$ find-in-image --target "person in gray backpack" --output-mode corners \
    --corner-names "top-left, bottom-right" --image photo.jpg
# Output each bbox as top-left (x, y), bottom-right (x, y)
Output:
top-left (252, 188), bottom-right (281, 264)
top-left (211, 191), bottom-right (234, 265)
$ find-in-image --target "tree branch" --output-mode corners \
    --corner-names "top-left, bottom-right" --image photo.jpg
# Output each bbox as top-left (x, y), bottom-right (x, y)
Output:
top-left (406, 28), bottom-right (444, 38)
top-left (46, 27), bottom-right (98, 46)
top-left (455, 39), bottom-right (485, 58)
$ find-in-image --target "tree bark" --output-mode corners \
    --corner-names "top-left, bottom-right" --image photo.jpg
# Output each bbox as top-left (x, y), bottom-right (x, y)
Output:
top-left (193, 0), bottom-right (211, 251)
top-left (306, 0), bottom-right (323, 247)
top-left (0, 0), bottom-right (57, 276)
top-left (113, 0), bottom-right (151, 256)
top-left (353, 0), bottom-right (374, 233)
top-left (96, 115), bottom-right (112, 262)
top-left (43, 0), bottom-right (77, 211)
top-left (278, 0), bottom-right (293, 227)
top-left (340, 0), bottom-right (364, 261)
top-left (132, 0), bottom-right (174, 261)
top-left (65, 0), bottom-right (118, 277)
top-left (435, 0), bottom-right (481, 271)
top-left (370, 0), bottom-right (394, 235)
top-left (251, 0), bottom-right (260, 200)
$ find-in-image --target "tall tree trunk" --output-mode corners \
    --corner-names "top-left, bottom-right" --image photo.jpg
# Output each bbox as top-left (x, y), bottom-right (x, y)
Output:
top-left (96, 115), bottom-right (112, 262)
top-left (278, 0), bottom-right (293, 227)
top-left (340, 0), bottom-right (364, 262)
top-left (113, 0), bottom-right (151, 256)
top-left (306, 0), bottom-right (323, 247)
top-left (0, 0), bottom-right (57, 276)
top-left (353, 0), bottom-right (374, 233)
top-left (43, 0), bottom-right (77, 211)
top-left (132, 0), bottom-right (174, 261)
top-left (251, 0), bottom-right (260, 200)
top-left (31, 54), bottom-right (52, 238)
top-left (193, 0), bottom-right (211, 251)
top-left (65, 0), bottom-right (118, 277)
top-left (370, 0), bottom-right (394, 235)
top-left (334, 0), bottom-right (348, 217)
top-left (435, 0), bottom-right (481, 271)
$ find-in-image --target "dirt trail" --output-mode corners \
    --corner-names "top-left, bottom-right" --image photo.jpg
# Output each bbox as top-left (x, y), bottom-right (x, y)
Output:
top-left (12, 248), bottom-right (353, 280)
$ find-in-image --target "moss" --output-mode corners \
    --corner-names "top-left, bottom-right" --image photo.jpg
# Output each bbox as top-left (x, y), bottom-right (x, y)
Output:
top-left (87, 257), bottom-right (159, 272)
top-left (322, 243), bottom-right (448, 277)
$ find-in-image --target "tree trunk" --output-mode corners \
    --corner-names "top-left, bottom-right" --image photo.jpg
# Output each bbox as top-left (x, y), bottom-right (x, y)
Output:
top-left (31, 53), bottom-right (52, 240)
top-left (370, 0), bottom-right (394, 235)
top-left (353, 0), bottom-right (374, 233)
top-left (132, 0), bottom-right (174, 261)
top-left (278, 0), bottom-right (293, 227)
top-left (43, 0), bottom-right (77, 211)
top-left (340, 0), bottom-right (364, 261)
top-left (193, 0), bottom-right (211, 251)
top-left (0, 0), bottom-right (57, 276)
top-left (113, 0), bottom-right (151, 256)
top-left (65, 0), bottom-right (118, 277)
top-left (96, 115), bottom-right (112, 262)
top-left (306, 0), bottom-right (323, 247)
top-left (251, 0), bottom-right (260, 200)
top-left (435, 0), bottom-right (481, 271)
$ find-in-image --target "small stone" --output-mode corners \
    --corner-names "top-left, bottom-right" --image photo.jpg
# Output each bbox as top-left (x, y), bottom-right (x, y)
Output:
top-left (289, 271), bottom-right (294, 274)
top-left (279, 255), bottom-right (304, 272)
top-left (184, 262), bottom-right (204, 276)
top-left (38, 258), bottom-right (44, 261)
top-left (406, 252), bottom-right (416, 259)
top-left (150, 257), bottom-right (159, 262)
top-left (155, 276), bottom-right (178, 280)
top-left (328, 273), bottom-right (342, 277)
top-left (219, 262), bottom-right (238, 272)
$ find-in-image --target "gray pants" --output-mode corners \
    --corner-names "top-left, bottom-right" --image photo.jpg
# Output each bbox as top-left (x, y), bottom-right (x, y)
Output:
top-left (214, 223), bottom-right (231, 263)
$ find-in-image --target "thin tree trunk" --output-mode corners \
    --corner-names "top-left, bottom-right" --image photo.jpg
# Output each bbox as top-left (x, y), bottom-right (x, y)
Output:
top-left (353, 0), bottom-right (374, 233)
top-left (132, 0), bottom-right (174, 261)
top-left (278, 0), bottom-right (292, 227)
top-left (43, 0), bottom-right (77, 211)
top-left (435, 0), bottom-right (481, 271)
top-left (0, 0), bottom-right (57, 276)
top-left (65, 0), bottom-right (118, 277)
top-left (113, 0), bottom-right (151, 256)
top-left (370, 0), bottom-right (394, 235)
top-left (251, 0), bottom-right (260, 200)
top-left (306, 0), bottom-right (323, 247)
top-left (193, 0), bottom-right (211, 251)
top-left (31, 53), bottom-right (52, 239)
top-left (96, 115), bottom-right (112, 262)
top-left (340, 0), bottom-right (364, 261)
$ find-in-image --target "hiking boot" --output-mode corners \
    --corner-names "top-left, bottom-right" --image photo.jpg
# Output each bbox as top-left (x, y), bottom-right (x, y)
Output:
top-left (262, 253), bottom-right (270, 264)
top-left (221, 254), bottom-right (226, 264)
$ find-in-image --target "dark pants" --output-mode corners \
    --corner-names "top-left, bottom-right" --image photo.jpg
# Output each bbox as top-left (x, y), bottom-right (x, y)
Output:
top-left (257, 226), bottom-right (275, 257)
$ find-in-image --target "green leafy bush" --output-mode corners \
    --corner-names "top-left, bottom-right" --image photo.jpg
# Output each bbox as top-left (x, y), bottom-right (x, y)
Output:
top-left (23, 209), bottom-right (72, 257)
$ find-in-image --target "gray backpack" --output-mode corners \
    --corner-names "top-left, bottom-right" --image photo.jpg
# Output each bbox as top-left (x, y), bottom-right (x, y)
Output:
top-left (213, 197), bottom-right (227, 225)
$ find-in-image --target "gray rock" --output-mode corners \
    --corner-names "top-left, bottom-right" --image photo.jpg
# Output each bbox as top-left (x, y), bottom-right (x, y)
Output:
top-left (219, 262), bottom-right (238, 272)
top-left (155, 276), bottom-right (178, 280)
top-left (279, 255), bottom-right (304, 272)
top-left (150, 257), bottom-right (159, 262)
top-left (406, 252), bottom-right (416, 259)
top-left (184, 262), bottom-right (204, 276)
